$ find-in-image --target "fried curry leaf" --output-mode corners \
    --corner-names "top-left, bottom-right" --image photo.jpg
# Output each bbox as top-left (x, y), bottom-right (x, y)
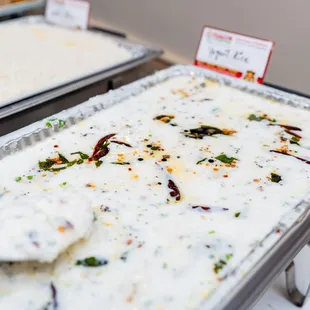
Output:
top-left (76, 257), bottom-right (108, 267)
top-left (213, 259), bottom-right (227, 274)
top-left (183, 125), bottom-right (225, 139)
top-left (290, 137), bottom-right (300, 145)
top-left (215, 154), bottom-right (238, 164)
top-left (270, 173), bottom-right (282, 183)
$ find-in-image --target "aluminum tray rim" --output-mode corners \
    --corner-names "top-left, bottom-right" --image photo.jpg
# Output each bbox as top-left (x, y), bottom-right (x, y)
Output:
top-left (1, 64), bottom-right (310, 310)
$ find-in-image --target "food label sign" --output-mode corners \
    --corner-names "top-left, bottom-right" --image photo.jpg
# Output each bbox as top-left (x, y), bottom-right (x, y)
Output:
top-left (45, 0), bottom-right (91, 30)
top-left (194, 26), bottom-right (274, 84)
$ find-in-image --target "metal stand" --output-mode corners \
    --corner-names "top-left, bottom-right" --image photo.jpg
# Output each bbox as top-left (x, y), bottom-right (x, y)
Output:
top-left (285, 245), bottom-right (310, 307)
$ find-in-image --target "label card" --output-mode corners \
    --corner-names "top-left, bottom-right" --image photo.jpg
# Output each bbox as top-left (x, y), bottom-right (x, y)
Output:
top-left (194, 26), bottom-right (274, 84)
top-left (45, 0), bottom-right (91, 30)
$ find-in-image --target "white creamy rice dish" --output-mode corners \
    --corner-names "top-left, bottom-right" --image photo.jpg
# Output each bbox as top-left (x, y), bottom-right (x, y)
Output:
top-left (0, 21), bottom-right (131, 106)
top-left (1, 74), bottom-right (310, 309)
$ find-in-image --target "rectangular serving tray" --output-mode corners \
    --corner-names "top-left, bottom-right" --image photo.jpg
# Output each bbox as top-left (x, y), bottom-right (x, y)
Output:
top-left (0, 15), bottom-right (162, 119)
top-left (1, 65), bottom-right (310, 310)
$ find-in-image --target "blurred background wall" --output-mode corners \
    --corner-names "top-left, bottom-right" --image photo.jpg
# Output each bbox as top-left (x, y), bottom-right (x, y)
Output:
top-left (91, 0), bottom-right (309, 94)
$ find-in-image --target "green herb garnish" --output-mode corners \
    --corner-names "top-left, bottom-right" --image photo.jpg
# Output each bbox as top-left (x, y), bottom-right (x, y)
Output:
top-left (196, 158), bottom-right (208, 165)
top-left (60, 182), bottom-right (67, 187)
top-left (209, 230), bottom-right (215, 234)
top-left (45, 122), bottom-right (53, 128)
top-left (248, 114), bottom-right (276, 122)
top-left (15, 176), bottom-right (22, 182)
top-left (271, 173), bottom-right (282, 183)
top-left (95, 161), bottom-right (103, 168)
top-left (58, 120), bottom-right (66, 128)
top-left (58, 153), bottom-right (69, 164)
top-left (27, 176), bottom-right (33, 180)
top-left (151, 146), bottom-right (161, 151)
top-left (215, 154), bottom-right (238, 164)
top-left (290, 137), bottom-right (300, 145)
top-left (39, 159), bottom-right (55, 171)
top-left (76, 257), bottom-right (108, 267)
top-left (213, 259), bottom-right (227, 274)
top-left (111, 162), bottom-right (130, 165)
top-left (71, 152), bottom-right (89, 160)
top-left (67, 160), bottom-right (77, 167)
top-left (225, 254), bottom-right (233, 260)
top-left (77, 159), bottom-right (84, 165)
top-left (183, 125), bottom-right (224, 139)
top-left (50, 167), bottom-right (67, 172)
top-left (234, 212), bottom-right (241, 218)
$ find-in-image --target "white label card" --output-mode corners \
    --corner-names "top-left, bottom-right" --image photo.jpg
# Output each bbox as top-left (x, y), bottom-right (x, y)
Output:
top-left (45, 0), bottom-right (90, 31)
top-left (195, 26), bottom-right (274, 83)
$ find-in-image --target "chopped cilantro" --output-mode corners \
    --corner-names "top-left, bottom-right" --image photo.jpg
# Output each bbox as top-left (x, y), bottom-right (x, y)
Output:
top-left (76, 257), bottom-right (108, 267)
top-left (27, 176), bottom-right (33, 180)
top-left (45, 122), bottom-right (53, 128)
top-left (271, 173), bottom-right (282, 183)
top-left (196, 158), bottom-right (208, 165)
top-left (71, 152), bottom-right (89, 160)
top-left (215, 154), bottom-right (238, 164)
top-left (290, 137), bottom-right (300, 145)
top-left (234, 212), bottom-right (241, 218)
top-left (15, 176), bottom-right (22, 182)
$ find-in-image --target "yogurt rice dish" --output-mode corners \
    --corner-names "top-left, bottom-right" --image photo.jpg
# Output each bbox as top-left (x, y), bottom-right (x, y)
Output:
top-left (0, 20), bottom-right (131, 106)
top-left (0, 74), bottom-right (310, 309)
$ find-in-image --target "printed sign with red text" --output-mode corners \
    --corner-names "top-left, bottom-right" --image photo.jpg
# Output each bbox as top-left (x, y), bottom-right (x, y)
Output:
top-left (195, 26), bottom-right (274, 84)
top-left (45, 0), bottom-right (91, 30)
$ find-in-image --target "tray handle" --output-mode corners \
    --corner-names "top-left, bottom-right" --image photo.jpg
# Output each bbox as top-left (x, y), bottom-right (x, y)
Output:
top-left (285, 259), bottom-right (310, 307)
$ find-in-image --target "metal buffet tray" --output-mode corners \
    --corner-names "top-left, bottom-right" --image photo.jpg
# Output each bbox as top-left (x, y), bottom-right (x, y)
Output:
top-left (1, 65), bottom-right (310, 310)
top-left (0, 15), bottom-right (162, 120)
top-left (0, 0), bottom-right (45, 18)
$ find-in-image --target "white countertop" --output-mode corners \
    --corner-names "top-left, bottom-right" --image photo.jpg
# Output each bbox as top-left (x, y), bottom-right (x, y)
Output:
top-left (254, 246), bottom-right (310, 310)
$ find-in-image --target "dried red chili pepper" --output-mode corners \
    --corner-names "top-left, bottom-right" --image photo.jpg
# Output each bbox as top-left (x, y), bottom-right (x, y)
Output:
top-left (92, 133), bottom-right (116, 157)
top-left (270, 150), bottom-right (310, 164)
top-left (269, 124), bottom-right (302, 131)
top-left (90, 147), bottom-right (110, 162)
top-left (284, 129), bottom-right (302, 139)
top-left (110, 140), bottom-right (132, 148)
